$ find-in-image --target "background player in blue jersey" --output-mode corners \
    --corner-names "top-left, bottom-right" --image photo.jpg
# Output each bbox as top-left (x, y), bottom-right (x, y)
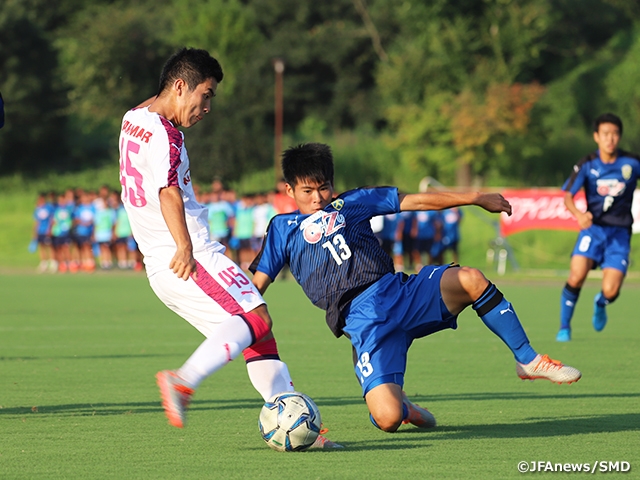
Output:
top-left (251, 143), bottom-right (582, 433)
top-left (556, 113), bottom-right (640, 342)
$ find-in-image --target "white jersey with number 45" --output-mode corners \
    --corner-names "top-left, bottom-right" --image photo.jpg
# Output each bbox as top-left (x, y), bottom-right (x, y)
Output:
top-left (118, 106), bottom-right (224, 277)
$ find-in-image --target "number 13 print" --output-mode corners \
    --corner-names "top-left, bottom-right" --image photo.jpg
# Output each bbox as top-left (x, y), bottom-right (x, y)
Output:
top-left (321, 234), bottom-right (352, 265)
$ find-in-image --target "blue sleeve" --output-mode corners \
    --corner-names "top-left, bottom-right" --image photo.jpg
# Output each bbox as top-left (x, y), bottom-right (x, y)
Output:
top-left (562, 164), bottom-right (587, 196)
top-left (253, 218), bottom-right (286, 280)
top-left (349, 187), bottom-right (400, 218)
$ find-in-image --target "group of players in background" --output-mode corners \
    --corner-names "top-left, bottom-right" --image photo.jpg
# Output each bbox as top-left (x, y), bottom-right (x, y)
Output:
top-left (31, 185), bottom-right (142, 274)
top-left (32, 177), bottom-right (464, 275)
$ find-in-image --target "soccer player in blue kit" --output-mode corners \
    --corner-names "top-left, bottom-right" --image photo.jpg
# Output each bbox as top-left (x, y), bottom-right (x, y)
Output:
top-left (556, 114), bottom-right (640, 342)
top-left (250, 143), bottom-right (582, 433)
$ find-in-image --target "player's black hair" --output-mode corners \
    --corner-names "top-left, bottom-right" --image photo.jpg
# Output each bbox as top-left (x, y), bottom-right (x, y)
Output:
top-left (593, 113), bottom-right (623, 135)
top-left (281, 143), bottom-right (334, 188)
top-left (157, 48), bottom-right (224, 96)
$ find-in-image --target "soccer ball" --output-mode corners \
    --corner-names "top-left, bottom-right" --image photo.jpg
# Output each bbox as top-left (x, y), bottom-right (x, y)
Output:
top-left (258, 391), bottom-right (322, 452)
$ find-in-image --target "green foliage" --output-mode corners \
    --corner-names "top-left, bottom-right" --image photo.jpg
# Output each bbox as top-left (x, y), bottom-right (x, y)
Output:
top-left (0, 0), bottom-right (69, 174)
top-left (1, 0), bottom-right (640, 186)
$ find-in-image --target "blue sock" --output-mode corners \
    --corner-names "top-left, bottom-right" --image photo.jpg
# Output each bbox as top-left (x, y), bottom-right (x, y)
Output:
top-left (472, 283), bottom-right (537, 365)
top-left (369, 403), bottom-right (408, 429)
top-left (560, 284), bottom-right (581, 329)
top-left (596, 291), bottom-right (617, 307)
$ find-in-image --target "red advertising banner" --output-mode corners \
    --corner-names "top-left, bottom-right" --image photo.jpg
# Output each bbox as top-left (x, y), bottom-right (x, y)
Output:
top-left (499, 189), bottom-right (640, 236)
top-left (499, 189), bottom-right (586, 237)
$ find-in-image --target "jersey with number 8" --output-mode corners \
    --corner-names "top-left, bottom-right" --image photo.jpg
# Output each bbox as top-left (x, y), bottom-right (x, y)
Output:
top-left (118, 107), bottom-right (224, 277)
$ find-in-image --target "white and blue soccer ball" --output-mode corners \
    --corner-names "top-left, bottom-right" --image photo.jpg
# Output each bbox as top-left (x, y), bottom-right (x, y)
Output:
top-left (258, 391), bottom-right (322, 452)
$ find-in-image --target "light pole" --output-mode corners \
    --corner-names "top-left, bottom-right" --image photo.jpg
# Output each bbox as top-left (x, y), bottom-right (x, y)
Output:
top-left (273, 58), bottom-right (285, 184)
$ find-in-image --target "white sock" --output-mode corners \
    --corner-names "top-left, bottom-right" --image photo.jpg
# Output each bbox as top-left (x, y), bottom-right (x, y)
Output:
top-left (177, 315), bottom-right (253, 389)
top-left (246, 359), bottom-right (295, 401)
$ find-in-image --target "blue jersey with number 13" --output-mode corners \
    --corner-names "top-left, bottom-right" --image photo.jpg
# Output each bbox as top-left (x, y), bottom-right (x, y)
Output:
top-left (251, 187), bottom-right (400, 336)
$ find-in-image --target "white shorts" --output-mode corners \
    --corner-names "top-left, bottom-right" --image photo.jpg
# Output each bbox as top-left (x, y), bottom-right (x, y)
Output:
top-left (149, 250), bottom-right (265, 338)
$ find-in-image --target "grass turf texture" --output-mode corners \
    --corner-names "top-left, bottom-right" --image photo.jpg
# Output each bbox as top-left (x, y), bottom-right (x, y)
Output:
top-left (1, 273), bottom-right (638, 479)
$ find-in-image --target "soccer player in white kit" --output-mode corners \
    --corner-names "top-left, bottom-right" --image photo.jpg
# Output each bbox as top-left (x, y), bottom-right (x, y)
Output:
top-left (118, 48), bottom-right (339, 447)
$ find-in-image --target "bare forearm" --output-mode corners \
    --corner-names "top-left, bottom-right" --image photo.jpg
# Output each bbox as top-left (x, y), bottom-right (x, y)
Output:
top-left (399, 191), bottom-right (512, 215)
top-left (564, 191), bottom-right (592, 228)
top-left (159, 186), bottom-right (197, 280)
top-left (252, 271), bottom-right (273, 295)
top-left (159, 187), bottom-right (192, 250)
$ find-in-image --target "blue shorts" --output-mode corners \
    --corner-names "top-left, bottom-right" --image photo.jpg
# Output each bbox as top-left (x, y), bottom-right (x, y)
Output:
top-left (37, 234), bottom-right (52, 246)
top-left (127, 236), bottom-right (138, 252)
top-left (415, 238), bottom-right (434, 254)
top-left (342, 265), bottom-right (457, 396)
top-left (52, 235), bottom-right (70, 247)
top-left (74, 234), bottom-right (92, 247)
top-left (571, 224), bottom-right (631, 274)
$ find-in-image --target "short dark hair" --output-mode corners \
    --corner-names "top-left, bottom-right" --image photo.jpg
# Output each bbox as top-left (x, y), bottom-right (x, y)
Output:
top-left (157, 48), bottom-right (224, 95)
top-left (593, 113), bottom-right (623, 135)
top-left (282, 143), bottom-right (334, 188)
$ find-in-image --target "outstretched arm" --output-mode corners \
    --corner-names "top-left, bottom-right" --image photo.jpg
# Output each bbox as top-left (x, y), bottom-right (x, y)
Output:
top-left (398, 191), bottom-right (512, 216)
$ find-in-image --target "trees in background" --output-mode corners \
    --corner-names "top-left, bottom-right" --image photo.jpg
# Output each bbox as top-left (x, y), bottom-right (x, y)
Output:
top-left (0, 0), bottom-right (638, 189)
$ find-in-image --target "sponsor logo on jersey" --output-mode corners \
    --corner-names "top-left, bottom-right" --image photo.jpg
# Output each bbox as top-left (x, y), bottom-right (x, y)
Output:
top-left (301, 210), bottom-right (346, 244)
top-left (622, 164), bottom-right (632, 180)
top-left (590, 168), bottom-right (600, 178)
top-left (596, 179), bottom-right (625, 197)
top-left (331, 199), bottom-right (344, 210)
top-left (183, 169), bottom-right (191, 186)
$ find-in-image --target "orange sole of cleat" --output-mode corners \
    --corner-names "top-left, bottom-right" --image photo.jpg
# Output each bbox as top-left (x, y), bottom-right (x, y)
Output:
top-left (155, 372), bottom-right (184, 428)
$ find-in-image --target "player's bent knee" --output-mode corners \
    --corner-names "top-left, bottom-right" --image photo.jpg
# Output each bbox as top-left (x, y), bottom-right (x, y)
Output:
top-left (602, 286), bottom-right (621, 301)
top-left (371, 413), bottom-right (402, 433)
top-left (241, 309), bottom-right (272, 344)
top-left (458, 266), bottom-right (489, 298)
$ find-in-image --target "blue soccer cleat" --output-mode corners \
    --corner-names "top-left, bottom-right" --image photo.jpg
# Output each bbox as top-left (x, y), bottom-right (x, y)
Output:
top-left (556, 327), bottom-right (571, 342)
top-left (592, 293), bottom-right (608, 332)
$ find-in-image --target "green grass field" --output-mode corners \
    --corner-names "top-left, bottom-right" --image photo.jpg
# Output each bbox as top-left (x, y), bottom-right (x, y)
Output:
top-left (1, 272), bottom-right (638, 479)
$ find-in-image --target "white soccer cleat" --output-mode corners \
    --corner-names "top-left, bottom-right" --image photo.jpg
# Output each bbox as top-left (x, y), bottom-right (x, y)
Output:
top-left (516, 354), bottom-right (581, 384)
top-left (308, 434), bottom-right (344, 449)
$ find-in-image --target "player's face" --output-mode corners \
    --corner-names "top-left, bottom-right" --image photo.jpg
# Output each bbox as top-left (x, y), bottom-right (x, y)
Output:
top-left (177, 78), bottom-right (217, 128)
top-left (286, 179), bottom-right (334, 214)
top-left (593, 122), bottom-right (621, 157)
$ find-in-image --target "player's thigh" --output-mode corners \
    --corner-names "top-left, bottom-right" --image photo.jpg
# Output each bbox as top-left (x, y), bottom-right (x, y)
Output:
top-left (571, 226), bottom-right (606, 266)
top-left (343, 302), bottom-right (409, 396)
top-left (601, 268), bottom-right (625, 298)
top-left (567, 255), bottom-right (594, 287)
top-left (149, 252), bottom-right (265, 337)
top-left (601, 227), bottom-right (631, 275)
top-left (365, 382), bottom-right (403, 426)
